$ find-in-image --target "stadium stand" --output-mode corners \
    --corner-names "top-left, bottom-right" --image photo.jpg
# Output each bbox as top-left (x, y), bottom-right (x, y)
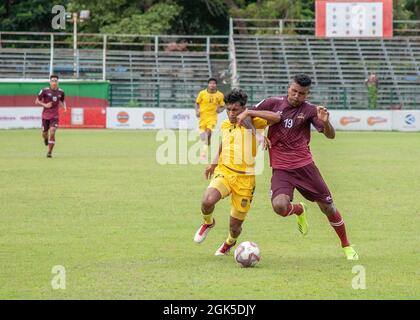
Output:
top-left (231, 19), bottom-right (420, 109)
top-left (233, 35), bottom-right (420, 109)
top-left (0, 19), bottom-right (419, 109)
top-left (0, 33), bottom-right (229, 108)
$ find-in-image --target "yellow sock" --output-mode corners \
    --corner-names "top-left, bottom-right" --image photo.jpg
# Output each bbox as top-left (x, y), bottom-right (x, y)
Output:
top-left (203, 213), bottom-right (213, 225)
top-left (226, 233), bottom-right (237, 245)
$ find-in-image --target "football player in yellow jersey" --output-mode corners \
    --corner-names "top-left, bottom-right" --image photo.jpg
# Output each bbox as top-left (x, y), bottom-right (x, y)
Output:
top-left (193, 89), bottom-right (281, 255)
top-left (195, 78), bottom-right (225, 160)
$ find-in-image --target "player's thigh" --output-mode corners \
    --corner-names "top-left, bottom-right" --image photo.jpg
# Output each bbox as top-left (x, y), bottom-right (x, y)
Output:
top-left (199, 118), bottom-right (211, 132)
top-left (206, 118), bottom-right (217, 131)
top-left (295, 163), bottom-right (333, 204)
top-left (198, 118), bottom-right (206, 133)
top-left (50, 118), bottom-right (59, 133)
top-left (202, 187), bottom-right (223, 208)
top-left (42, 119), bottom-right (50, 132)
top-left (230, 194), bottom-right (253, 221)
top-left (230, 175), bottom-right (255, 221)
top-left (271, 169), bottom-right (295, 202)
top-left (208, 175), bottom-right (231, 200)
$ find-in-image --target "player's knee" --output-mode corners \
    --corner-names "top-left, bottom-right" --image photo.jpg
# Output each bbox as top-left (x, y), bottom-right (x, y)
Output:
top-left (272, 200), bottom-right (289, 217)
top-left (325, 206), bottom-right (336, 216)
top-left (319, 202), bottom-right (336, 216)
top-left (201, 194), bottom-right (217, 211)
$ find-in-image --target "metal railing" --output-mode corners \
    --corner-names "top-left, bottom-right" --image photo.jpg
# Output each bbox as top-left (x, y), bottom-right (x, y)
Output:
top-left (1, 27), bottom-right (420, 109)
top-left (241, 84), bottom-right (415, 110)
top-left (231, 18), bottom-right (420, 36)
top-left (0, 32), bottom-right (229, 79)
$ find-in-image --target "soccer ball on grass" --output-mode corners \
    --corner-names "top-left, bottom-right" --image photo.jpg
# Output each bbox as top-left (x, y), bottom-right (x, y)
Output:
top-left (234, 241), bottom-right (261, 268)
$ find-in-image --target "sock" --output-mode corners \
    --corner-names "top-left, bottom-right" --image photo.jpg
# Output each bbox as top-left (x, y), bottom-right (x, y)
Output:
top-left (286, 203), bottom-right (304, 216)
top-left (48, 138), bottom-right (55, 154)
top-left (202, 212), bottom-right (213, 225)
top-left (327, 209), bottom-right (350, 248)
top-left (226, 233), bottom-right (237, 245)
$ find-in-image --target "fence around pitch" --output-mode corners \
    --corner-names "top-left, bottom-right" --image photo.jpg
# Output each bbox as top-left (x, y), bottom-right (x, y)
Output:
top-left (0, 32), bottom-right (229, 79)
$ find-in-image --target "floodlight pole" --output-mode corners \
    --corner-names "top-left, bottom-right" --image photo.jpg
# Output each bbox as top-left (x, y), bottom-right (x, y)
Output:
top-left (73, 12), bottom-right (78, 78)
top-left (50, 34), bottom-right (54, 75)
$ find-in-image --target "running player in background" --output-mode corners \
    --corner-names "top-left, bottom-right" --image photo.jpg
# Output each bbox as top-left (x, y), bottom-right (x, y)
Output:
top-left (195, 78), bottom-right (225, 160)
top-left (237, 74), bottom-right (358, 260)
top-left (193, 89), bottom-right (277, 256)
top-left (35, 74), bottom-right (67, 158)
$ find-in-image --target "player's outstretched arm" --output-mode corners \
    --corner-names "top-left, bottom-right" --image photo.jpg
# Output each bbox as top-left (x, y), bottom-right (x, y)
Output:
top-left (317, 106), bottom-right (335, 139)
top-left (237, 109), bottom-right (281, 126)
top-left (204, 142), bottom-right (222, 180)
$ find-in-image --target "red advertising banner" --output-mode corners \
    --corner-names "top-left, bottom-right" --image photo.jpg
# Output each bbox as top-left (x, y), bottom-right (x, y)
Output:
top-left (59, 107), bottom-right (107, 128)
top-left (316, 0), bottom-right (393, 38)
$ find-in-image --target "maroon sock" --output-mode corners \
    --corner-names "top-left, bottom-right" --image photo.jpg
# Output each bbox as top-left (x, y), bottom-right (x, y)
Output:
top-left (327, 209), bottom-right (350, 247)
top-left (286, 203), bottom-right (303, 216)
top-left (48, 138), bottom-right (55, 154)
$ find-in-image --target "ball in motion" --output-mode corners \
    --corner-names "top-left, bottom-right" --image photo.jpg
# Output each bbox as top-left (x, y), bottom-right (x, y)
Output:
top-left (234, 241), bottom-right (261, 268)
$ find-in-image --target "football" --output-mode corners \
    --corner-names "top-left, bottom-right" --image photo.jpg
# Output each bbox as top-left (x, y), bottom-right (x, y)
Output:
top-left (234, 241), bottom-right (261, 268)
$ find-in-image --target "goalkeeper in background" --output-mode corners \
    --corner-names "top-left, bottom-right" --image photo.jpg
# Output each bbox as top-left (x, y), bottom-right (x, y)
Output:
top-left (195, 78), bottom-right (225, 160)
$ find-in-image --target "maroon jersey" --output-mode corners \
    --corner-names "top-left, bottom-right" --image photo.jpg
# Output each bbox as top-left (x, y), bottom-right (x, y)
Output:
top-left (37, 87), bottom-right (65, 120)
top-left (253, 96), bottom-right (325, 169)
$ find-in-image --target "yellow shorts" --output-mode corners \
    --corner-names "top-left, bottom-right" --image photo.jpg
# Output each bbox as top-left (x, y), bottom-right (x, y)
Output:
top-left (208, 169), bottom-right (255, 221)
top-left (199, 116), bottom-right (217, 133)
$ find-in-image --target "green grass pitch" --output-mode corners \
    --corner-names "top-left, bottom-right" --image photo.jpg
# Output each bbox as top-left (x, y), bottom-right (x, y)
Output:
top-left (0, 129), bottom-right (419, 299)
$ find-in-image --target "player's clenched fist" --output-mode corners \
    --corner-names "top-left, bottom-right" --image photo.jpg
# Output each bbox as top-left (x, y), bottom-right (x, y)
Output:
top-left (317, 106), bottom-right (329, 123)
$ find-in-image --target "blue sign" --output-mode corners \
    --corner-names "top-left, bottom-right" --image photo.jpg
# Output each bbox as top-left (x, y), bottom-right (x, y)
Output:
top-left (405, 114), bottom-right (416, 126)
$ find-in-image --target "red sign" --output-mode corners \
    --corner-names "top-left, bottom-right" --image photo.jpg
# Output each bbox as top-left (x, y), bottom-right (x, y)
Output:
top-left (59, 107), bottom-right (106, 128)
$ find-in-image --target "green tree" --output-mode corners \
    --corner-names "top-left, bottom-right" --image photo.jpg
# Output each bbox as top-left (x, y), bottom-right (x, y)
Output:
top-left (100, 2), bottom-right (182, 35)
top-left (394, 0), bottom-right (413, 20)
top-left (0, 0), bottom-right (69, 31)
top-left (1, 0), bottom-right (420, 35)
top-left (405, 0), bottom-right (420, 18)
top-left (68, 0), bottom-right (226, 35)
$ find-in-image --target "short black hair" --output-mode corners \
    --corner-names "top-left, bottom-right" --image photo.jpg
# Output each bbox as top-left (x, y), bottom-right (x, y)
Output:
top-left (50, 74), bottom-right (59, 80)
top-left (208, 77), bottom-right (217, 84)
top-left (293, 74), bottom-right (311, 87)
top-left (224, 88), bottom-right (248, 107)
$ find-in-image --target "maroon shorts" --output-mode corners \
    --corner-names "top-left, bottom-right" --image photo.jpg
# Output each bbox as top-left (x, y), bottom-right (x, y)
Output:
top-left (42, 118), bottom-right (59, 132)
top-left (271, 162), bottom-right (333, 204)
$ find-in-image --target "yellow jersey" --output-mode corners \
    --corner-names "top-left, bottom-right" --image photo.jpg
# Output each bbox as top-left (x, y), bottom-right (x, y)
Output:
top-left (196, 90), bottom-right (225, 118)
top-left (217, 117), bottom-right (268, 175)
